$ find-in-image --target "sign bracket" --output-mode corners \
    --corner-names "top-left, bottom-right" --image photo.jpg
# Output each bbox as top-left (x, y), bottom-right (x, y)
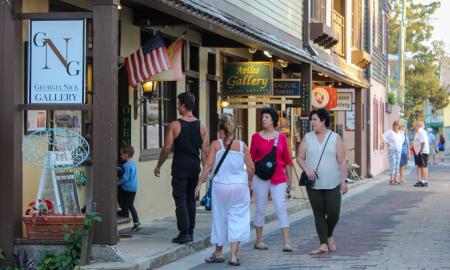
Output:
top-left (15, 12), bottom-right (93, 20)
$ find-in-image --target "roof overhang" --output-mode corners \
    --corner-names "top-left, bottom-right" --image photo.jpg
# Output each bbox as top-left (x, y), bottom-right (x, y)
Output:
top-left (130, 0), bottom-right (370, 88)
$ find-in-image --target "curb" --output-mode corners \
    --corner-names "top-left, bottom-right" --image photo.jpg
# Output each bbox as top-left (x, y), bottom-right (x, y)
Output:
top-left (80, 178), bottom-right (375, 270)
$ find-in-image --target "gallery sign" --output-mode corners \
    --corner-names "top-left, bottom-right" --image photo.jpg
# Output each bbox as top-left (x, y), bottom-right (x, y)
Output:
top-left (311, 86), bottom-right (337, 110)
top-left (273, 79), bottom-right (301, 97)
top-left (223, 62), bottom-right (272, 96)
top-left (28, 20), bottom-right (86, 104)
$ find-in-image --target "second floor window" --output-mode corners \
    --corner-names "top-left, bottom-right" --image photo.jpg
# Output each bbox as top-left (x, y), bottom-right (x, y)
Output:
top-left (382, 12), bottom-right (388, 55)
top-left (374, 0), bottom-right (380, 48)
top-left (352, 0), bottom-right (362, 49)
top-left (311, 0), bottom-right (326, 22)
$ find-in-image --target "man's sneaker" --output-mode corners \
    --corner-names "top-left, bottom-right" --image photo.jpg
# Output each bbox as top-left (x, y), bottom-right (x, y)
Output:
top-left (172, 234), bottom-right (193, 244)
top-left (413, 182), bottom-right (421, 187)
top-left (421, 182), bottom-right (428, 187)
top-left (131, 222), bottom-right (143, 231)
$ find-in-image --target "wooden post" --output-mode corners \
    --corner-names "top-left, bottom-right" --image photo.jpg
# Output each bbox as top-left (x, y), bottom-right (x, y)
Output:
top-left (92, 0), bottom-right (119, 245)
top-left (79, 201), bottom-right (96, 266)
top-left (355, 88), bottom-right (368, 177)
top-left (0, 0), bottom-right (23, 266)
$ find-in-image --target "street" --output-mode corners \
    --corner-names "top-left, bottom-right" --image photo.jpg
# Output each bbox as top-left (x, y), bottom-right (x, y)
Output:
top-left (164, 162), bottom-right (450, 270)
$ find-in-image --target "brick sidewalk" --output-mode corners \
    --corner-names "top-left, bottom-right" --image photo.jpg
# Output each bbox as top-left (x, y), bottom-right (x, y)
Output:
top-left (187, 163), bottom-right (450, 270)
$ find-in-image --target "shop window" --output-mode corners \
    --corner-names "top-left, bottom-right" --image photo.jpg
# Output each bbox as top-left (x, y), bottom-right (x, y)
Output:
top-left (140, 82), bottom-right (176, 156)
top-left (273, 67), bottom-right (282, 79)
top-left (207, 53), bottom-right (216, 75)
top-left (186, 77), bottom-right (200, 118)
top-left (373, 97), bottom-right (384, 150)
top-left (189, 44), bottom-right (200, 72)
top-left (373, 98), bottom-right (379, 150)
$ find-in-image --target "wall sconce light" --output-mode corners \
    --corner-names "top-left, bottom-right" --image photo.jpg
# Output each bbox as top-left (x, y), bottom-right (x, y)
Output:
top-left (263, 50), bottom-right (272, 58)
top-left (117, 5), bottom-right (122, 10)
top-left (318, 72), bottom-right (324, 77)
top-left (221, 101), bottom-right (230, 108)
top-left (277, 59), bottom-right (288, 68)
top-left (134, 81), bottom-right (158, 120)
top-left (143, 80), bottom-right (157, 97)
top-left (248, 47), bottom-right (257, 54)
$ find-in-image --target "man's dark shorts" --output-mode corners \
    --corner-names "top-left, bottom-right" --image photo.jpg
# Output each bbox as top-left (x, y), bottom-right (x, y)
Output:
top-left (414, 153), bottom-right (429, 168)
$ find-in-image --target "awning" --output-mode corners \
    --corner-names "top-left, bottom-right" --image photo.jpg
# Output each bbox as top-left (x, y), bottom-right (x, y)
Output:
top-left (138, 0), bottom-right (370, 88)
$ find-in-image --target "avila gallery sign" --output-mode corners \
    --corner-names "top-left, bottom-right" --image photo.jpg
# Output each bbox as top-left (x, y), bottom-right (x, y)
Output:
top-left (28, 19), bottom-right (86, 104)
top-left (223, 62), bottom-right (272, 96)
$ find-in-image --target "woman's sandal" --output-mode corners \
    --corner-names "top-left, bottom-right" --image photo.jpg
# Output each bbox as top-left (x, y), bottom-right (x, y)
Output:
top-left (282, 242), bottom-right (293, 252)
top-left (205, 253), bottom-right (225, 263)
top-left (228, 259), bottom-right (240, 266)
top-left (309, 248), bottom-right (329, 255)
top-left (327, 243), bottom-right (336, 252)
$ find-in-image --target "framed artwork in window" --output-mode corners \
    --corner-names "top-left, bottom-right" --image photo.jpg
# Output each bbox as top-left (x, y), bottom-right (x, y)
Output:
top-left (345, 103), bottom-right (356, 131)
top-left (25, 110), bottom-right (47, 135)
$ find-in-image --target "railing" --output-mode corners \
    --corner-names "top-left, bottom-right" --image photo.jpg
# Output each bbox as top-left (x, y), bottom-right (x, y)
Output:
top-left (332, 10), bottom-right (345, 57)
top-left (425, 113), bottom-right (444, 126)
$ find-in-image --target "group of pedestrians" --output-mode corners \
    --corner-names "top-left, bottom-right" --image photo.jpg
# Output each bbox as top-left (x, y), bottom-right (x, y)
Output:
top-left (116, 91), bottom-right (448, 266)
top-left (152, 92), bottom-right (348, 266)
top-left (383, 120), bottom-right (446, 188)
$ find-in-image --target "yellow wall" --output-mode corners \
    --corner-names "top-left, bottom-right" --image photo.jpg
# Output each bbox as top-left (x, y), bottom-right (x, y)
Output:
top-left (20, 1), bottom-right (283, 226)
top-left (443, 98), bottom-right (450, 127)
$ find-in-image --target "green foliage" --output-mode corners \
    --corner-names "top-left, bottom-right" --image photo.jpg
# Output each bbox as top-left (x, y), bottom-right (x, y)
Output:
top-left (36, 212), bottom-right (102, 270)
top-left (389, 0), bottom-right (449, 123)
top-left (389, 0), bottom-right (440, 54)
top-left (0, 249), bottom-right (5, 261)
top-left (388, 91), bottom-right (397, 105)
top-left (404, 42), bottom-right (450, 122)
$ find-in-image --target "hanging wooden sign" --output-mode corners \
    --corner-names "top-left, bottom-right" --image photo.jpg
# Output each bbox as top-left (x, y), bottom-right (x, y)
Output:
top-left (28, 19), bottom-right (86, 104)
top-left (223, 62), bottom-right (272, 96)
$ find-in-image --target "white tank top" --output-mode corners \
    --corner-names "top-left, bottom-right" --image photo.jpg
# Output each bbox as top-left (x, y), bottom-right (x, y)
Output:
top-left (211, 139), bottom-right (248, 185)
top-left (305, 131), bottom-right (341, 190)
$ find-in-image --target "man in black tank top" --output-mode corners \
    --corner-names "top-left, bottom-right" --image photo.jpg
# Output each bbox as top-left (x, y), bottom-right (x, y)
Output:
top-left (154, 93), bottom-right (209, 244)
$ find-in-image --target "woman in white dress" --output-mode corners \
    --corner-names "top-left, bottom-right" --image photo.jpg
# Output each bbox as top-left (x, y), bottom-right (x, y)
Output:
top-left (196, 114), bottom-right (255, 266)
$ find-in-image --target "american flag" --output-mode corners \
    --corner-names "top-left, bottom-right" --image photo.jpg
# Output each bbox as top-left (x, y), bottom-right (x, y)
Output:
top-left (125, 33), bottom-right (170, 87)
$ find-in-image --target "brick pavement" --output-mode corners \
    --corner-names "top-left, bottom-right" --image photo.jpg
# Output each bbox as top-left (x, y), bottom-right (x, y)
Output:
top-left (187, 163), bottom-right (450, 270)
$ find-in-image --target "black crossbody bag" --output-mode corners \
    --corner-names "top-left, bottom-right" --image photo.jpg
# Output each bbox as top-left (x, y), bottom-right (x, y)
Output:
top-left (299, 131), bottom-right (332, 187)
top-left (255, 133), bottom-right (279, 180)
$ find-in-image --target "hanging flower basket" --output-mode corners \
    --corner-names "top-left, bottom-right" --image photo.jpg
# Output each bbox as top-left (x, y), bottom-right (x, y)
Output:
top-left (23, 215), bottom-right (84, 240)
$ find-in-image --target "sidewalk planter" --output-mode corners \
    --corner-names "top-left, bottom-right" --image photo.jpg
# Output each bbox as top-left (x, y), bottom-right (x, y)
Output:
top-left (23, 215), bottom-right (84, 240)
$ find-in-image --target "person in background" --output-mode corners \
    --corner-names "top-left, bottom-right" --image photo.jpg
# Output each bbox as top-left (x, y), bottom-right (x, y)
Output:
top-left (196, 114), bottom-right (254, 266)
top-left (117, 145), bottom-right (143, 231)
top-left (413, 121), bottom-right (430, 187)
top-left (382, 121), bottom-right (404, 185)
top-left (428, 128), bottom-right (438, 165)
top-left (154, 92), bottom-right (209, 244)
top-left (250, 107), bottom-right (293, 252)
top-left (438, 133), bottom-right (446, 163)
top-left (399, 124), bottom-right (410, 184)
top-left (296, 109), bottom-right (348, 255)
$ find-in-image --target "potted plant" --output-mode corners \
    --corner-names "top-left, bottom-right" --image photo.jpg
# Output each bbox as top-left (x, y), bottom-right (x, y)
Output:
top-left (23, 199), bottom-right (84, 240)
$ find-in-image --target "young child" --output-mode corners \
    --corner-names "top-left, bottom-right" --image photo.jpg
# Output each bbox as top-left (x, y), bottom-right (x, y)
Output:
top-left (117, 145), bottom-right (142, 231)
